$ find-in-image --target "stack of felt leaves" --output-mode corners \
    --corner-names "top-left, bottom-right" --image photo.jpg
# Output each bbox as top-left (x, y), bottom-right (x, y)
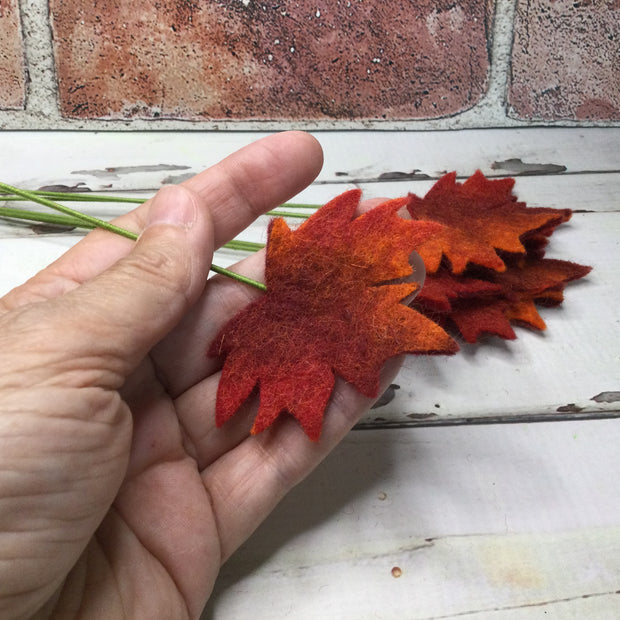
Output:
top-left (209, 171), bottom-right (591, 440)
top-left (408, 171), bottom-right (591, 343)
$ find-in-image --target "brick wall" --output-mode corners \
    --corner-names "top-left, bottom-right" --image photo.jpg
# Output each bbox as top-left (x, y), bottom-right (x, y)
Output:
top-left (1, 0), bottom-right (618, 129)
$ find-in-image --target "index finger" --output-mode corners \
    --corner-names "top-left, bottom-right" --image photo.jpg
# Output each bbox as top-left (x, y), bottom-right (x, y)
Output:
top-left (3, 132), bottom-right (323, 306)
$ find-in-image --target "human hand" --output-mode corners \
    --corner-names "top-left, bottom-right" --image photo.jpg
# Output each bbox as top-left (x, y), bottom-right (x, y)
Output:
top-left (0, 132), bottom-right (404, 619)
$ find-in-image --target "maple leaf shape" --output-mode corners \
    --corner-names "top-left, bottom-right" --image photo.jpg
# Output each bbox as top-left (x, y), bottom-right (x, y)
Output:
top-left (209, 190), bottom-right (458, 440)
top-left (407, 171), bottom-right (572, 274)
top-left (415, 258), bottom-right (591, 343)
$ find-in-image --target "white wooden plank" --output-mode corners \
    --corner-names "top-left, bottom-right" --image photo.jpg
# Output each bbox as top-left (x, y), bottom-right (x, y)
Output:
top-left (1, 172), bottom-right (617, 241)
top-left (430, 594), bottom-right (620, 620)
top-left (0, 235), bottom-right (79, 294)
top-left (0, 129), bottom-right (618, 194)
top-left (358, 171), bottom-right (620, 214)
top-left (204, 420), bottom-right (620, 619)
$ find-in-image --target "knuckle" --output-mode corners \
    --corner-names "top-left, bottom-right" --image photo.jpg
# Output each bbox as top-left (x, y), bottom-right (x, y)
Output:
top-left (123, 242), bottom-right (192, 296)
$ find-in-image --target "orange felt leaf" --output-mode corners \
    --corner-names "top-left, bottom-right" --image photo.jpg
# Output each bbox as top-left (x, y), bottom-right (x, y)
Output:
top-left (209, 190), bottom-right (458, 440)
top-left (407, 171), bottom-right (572, 274)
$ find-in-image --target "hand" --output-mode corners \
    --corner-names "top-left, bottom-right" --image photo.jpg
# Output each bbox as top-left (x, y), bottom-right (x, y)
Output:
top-left (0, 132), bottom-right (403, 619)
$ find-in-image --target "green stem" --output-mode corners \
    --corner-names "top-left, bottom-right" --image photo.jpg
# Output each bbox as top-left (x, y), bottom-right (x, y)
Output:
top-left (0, 207), bottom-right (267, 255)
top-left (276, 202), bottom-right (319, 209)
top-left (223, 239), bottom-right (265, 252)
top-left (1, 189), bottom-right (318, 216)
top-left (0, 182), bottom-right (139, 241)
top-left (266, 210), bottom-right (311, 219)
top-left (0, 182), bottom-right (266, 292)
top-left (209, 264), bottom-right (266, 290)
top-left (0, 206), bottom-right (89, 228)
top-left (0, 190), bottom-right (146, 204)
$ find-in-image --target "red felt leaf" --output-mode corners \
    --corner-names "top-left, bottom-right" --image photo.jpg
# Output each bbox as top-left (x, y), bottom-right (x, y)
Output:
top-left (415, 268), bottom-right (503, 313)
top-left (407, 171), bottom-right (572, 274)
top-left (415, 257), bottom-right (591, 343)
top-left (450, 300), bottom-right (517, 342)
top-left (209, 190), bottom-right (458, 440)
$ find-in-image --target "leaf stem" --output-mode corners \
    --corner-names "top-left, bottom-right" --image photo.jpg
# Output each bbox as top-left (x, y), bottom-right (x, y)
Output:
top-left (223, 239), bottom-right (265, 252)
top-left (0, 182), bottom-right (267, 292)
top-left (0, 182), bottom-right (139, 241)
top-left (0, 206), bottom-right (88, 228)
top-left (266, 210), bottom-right (311, 219)
top-left (1, 188), bottom-right (315, 222)
top-left (0, 190), bottom-right (146, 204)
top-left (0, 207), bottom-right (267, 257)
top-left (1, 189), bottom-right (319, 215)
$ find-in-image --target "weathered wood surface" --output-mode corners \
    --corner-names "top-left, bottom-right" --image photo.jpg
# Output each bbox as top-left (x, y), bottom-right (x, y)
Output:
top-left (1, 128), bottom-right (619, 618)
top-left (206, 420), bottom-right (620, 619)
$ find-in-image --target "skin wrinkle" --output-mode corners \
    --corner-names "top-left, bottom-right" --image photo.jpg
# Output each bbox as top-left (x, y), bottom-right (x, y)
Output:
top-left (92, 509), bottom-right (192, 619)
top-left (108, 500), bottom-right (194, 619)
top-left (84, 532), bottom-right (126, 619)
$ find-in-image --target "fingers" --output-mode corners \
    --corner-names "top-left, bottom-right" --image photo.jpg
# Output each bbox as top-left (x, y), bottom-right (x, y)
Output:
top-left (79, 130), bottom-right (321, 275)
top-left (1, 132), bottom-right (323, 311)
top-left (41, 185), bottom-right (215, 382)
top-left (201, 357), bottom-right (403, 563)
top-left (182, 130), bottom-right (323, 249)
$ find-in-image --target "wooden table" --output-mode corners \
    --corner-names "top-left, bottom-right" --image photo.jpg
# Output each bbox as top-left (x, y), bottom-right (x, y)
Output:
top-left (1, 128), bottom-right (619, 618)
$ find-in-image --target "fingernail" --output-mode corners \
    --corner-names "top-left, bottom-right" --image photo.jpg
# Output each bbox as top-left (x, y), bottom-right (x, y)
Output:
top-left (146, 185), bottom-right (197, 229)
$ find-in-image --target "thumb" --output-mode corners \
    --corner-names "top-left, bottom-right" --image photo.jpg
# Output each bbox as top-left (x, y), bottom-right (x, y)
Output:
top-left (61, 184), bottom-right (214, 379)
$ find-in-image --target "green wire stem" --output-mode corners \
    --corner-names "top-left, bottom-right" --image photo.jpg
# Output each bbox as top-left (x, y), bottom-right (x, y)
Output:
top-left (0, 182), bottom-right (267, 292)
top-left (0, 188), bottom-right (319, 216)
top-left (0, 207), bottom-right (268, 255)
top-left (0, 206), bottom-right (87, 228)
top-left (0, 189), bottom-right (147, 204)
top-left (0, 182), bottom-right (139, 241)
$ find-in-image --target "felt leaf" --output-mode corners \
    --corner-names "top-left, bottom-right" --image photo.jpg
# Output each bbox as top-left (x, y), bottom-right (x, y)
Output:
top-left (450, 300), bottom-right (517, 343)
top-left (415, 257), bottom-right (591, 343)
top-left (209, 190), bottom-right (458, 440)
top-left (494, 256), bottom-right (592, 302)
top-left (407, 171), bottom-right (572, 274)
top-left (415, 268), bottom-right (503, 313)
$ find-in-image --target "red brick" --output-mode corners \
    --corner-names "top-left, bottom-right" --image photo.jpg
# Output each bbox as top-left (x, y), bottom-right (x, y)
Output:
top-left (50, 0), bottom-right (493, 121)
top-left (509, 0), bottom-right (620, 121)
top-left (0, 0), bottom-right (26, 110)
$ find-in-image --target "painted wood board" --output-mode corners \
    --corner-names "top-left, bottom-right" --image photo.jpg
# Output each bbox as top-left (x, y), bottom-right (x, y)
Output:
top-left (204, 420), bottom-right (620, 619)
top-left (0, 128), bottom-right (619, 193)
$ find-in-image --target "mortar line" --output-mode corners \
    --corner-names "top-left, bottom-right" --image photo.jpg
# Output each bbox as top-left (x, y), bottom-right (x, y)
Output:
top-left (468, 0), bottom-right (519, 122)
top-left (18, 0), bottom-right (60, 119)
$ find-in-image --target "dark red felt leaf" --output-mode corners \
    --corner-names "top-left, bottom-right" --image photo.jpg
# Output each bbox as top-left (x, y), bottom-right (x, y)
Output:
top-left (450, 300), bottom-right (518, 342)
top-left (414, 257), bottom-right (591, 343)
top-left (415, 268), bottom-right (503, 313)
top-left (209, 190), bottom-right (458, 440)
top-left (407, 171), bottom-right (572, 274)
